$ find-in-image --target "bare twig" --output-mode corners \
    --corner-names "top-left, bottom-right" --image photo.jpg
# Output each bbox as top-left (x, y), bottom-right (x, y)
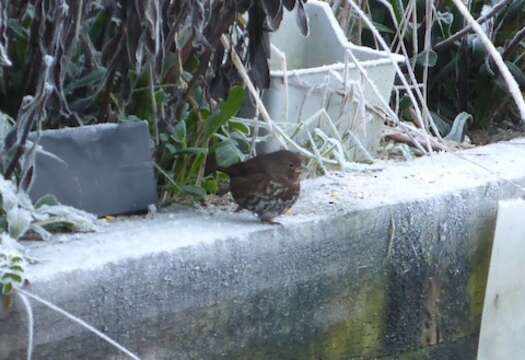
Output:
top-left (221, 34), bottom-right (337, 163)
top-left (503, 25), bottom-right (525, 59)
top-left (376, 0), bottom-right (443, 140)
top-left (17, 292), bottom-right (34, 360)
top-left (422, 0), bottom-right (433, 104)
top-left (15, 287), bottom-right (140, 360)
top-left (434, 0), bottom-right (513, 51)
top-left (347, 0), bottom-right (436, 153)
top-left (148, 63), bottom-right (160, 145)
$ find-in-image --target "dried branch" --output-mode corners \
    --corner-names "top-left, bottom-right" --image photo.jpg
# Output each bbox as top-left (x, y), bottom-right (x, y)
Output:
top-left (433, 0), bottom-right (513, 51)
top-left (0, 1), bottom-right (11, 66)
top-left (503, 25), bottom-right (525, 59)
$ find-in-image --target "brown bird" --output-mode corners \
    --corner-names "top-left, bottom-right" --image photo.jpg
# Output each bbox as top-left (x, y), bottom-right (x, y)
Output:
top-left (208, 150), bottom-right (303, 223)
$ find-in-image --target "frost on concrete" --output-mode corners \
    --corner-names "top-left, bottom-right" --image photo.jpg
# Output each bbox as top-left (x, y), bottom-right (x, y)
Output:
top-left (23, 138), bottom-right (525, 281)
top-left (4, 138), bottom-right (525, 359)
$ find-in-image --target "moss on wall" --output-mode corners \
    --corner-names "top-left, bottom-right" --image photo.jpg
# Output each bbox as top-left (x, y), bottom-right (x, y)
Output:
top-left (319, 271), bottom-right (386, 359)
top-left (466, 230), bottom-right (493, 332)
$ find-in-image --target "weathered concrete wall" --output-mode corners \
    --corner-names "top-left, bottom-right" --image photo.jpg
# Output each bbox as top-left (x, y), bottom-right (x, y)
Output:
top-left (2, 139), bottom-right (525, 359)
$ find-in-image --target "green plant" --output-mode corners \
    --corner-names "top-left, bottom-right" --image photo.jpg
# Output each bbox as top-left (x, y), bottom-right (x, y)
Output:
top-left (0, 113), bottom-right (97, 301)
top-left (0, 233), bottom-right (25, 296)
top-left (155, 86), bottom-right (249, 200)
top-left (0, 172), bottom-right (97, 293)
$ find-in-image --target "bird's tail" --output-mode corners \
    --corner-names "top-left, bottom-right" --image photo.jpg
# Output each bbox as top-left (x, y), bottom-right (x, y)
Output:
top-left (204, 154), bottom-right (232, 196)
top-left (204, 154), bottom-right (219, 176)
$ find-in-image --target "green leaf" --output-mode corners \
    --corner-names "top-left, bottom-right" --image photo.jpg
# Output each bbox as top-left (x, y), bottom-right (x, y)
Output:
top-left (390, 0), bottom-right (404, 24)
top-left (155, 89), bottom-right (168, 104)
top-left (214, 171), bottom-right (230, 184)
top-left (159, 133), bottom-right (169, 142)
top-left (202, 178), bottom-right (219, 194)
top-left (2, 282), bottom-right (12, 295)
top-left (429, 53), bottom-right (458, 90)
top-left (89, 8), bottom-right (111, 43)
top-left (215, 139), bottom-right (244, 168)
top-left (7, 207), bottom-right (32, 240)
top-left (188, 153), bottom-right (207, 180)
top-left (0, 111), bottom-right (13, 146)
top-left (430, 111), bottom-right (451, 137)
top-left (398, 95), bottom-right (412, 112)
top-left (413, 49), bottom-right (438, 67)
top-left (165, 143), bottom-right (178, 155)
top-left (435, 11), bottom-right (454, 38)
top-left (229, 120), bottom-right (250, 135)
top-left (7, 19), bottom-right (29, 40)
top-left (506, 61), bottom-right (525, 89)
top-left (35, 194), bottom-right (60, 209)
top-left (231, 131), bottom-right (250, 144)
top-left (11, 256), bottom-right (23, 263)
top-left (35, 204), bottom-right (97, 233)
top-left (436, 11), bottom-right (453, 25)
top-left (181, 185), bottom-right (207, 200)
top-left (472, 37), bottom-right (490, 62)
top-left (9, 265), bottom-right (24, 273)
top-left (173, 147), bottom-right (208, 156)
top-left (207, 86), bottom-right (246, 136)
top-left (505, 0), bottom-right (525, 21)
top-left (173, 120), bottom-right (187, 144)
top-left (370, 21), bottom-right (395, 34)
top-left (42, 221), bottom-right (77, 233)
top-left (65, 67), bottom-right (106, 94)
top-left (445, 112), bottom-right (473, 142)
top-left (184, 54), bottom-right (201, 73)
top-left (2, 273), bottom-right (22, 283)
top-left (120, 115), bottom-right (144, 123)
top-left (0, 215), bottom-right (7, 233)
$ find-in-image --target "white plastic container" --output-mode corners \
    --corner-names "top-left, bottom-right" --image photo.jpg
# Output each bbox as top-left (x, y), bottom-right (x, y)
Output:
top-left (260, 0), bottom-right (404, 161)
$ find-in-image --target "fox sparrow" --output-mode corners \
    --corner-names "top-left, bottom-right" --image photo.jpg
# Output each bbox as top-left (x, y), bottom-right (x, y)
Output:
top-left (210, 150), bottom-right (303, 223)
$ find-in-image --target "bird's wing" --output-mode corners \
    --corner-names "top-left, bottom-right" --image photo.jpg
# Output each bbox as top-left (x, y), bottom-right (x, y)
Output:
top-left (222, 157), bottom-right (265, 177)
top-left (229, 173), bottom-right (269, 206)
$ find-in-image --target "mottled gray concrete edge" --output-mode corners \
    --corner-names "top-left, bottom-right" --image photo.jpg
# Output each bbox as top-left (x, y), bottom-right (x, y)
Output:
top-left (2, 139), bottom-right (525, 359)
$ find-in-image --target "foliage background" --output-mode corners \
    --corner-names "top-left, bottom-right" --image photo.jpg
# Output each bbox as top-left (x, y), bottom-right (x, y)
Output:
top-left (0, 0), bottom-right (524, 196)
top-left (0, 0), bottom-right (308, 200)
top-left (332, 0), bottom-right (525, 134)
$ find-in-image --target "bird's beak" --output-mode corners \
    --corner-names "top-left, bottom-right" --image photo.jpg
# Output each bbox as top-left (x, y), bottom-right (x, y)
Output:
top-left (299, 154), bottom-right (308, 166)
top-left (299, 163), bottom-right (307, 175)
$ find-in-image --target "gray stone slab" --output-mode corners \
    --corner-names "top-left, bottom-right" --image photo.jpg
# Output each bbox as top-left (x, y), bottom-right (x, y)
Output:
top-left (2, 138), bottom-right (525, 359)
top-left (28, 122), bottom-right (158, 216)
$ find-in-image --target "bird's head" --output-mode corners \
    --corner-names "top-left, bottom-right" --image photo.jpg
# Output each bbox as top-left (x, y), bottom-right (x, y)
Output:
top-left (270, 150), bottom-right (303, 181)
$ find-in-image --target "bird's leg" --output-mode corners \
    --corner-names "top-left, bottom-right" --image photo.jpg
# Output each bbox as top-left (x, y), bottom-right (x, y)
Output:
top-left (262, 219), bottom-right (283, 226)
top-left (259, 216), bottom-right (283, 226)
top-left (234, 205), bottom-right (243, 213)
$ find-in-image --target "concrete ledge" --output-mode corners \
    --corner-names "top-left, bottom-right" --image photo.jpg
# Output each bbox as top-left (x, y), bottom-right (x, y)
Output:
top-left (2, 139), bottom-right (525, 359)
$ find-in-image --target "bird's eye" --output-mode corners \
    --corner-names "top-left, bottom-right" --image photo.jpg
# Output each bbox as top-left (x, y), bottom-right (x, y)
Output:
top-left (288, 162), bottom-right (294, 168)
